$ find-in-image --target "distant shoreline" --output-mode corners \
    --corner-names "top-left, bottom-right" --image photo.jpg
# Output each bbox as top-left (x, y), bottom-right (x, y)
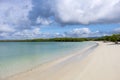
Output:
top-left (0, 34), bottom-right (119, 42)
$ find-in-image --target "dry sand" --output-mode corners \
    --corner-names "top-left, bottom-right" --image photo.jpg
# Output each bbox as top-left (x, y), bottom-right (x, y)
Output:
top-left (6, 42), bottom-right (120, 80)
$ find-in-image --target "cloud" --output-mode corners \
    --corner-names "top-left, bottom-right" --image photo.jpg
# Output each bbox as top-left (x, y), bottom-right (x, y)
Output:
top-left (113, 27), bottom-right (120, 33)
top-left (29, 0), bottom-right (120, 25)
top-left (64, 28), bottom-right (91, 37)
top-left (0, 32), bottom-right (9, 38)
top-left (55, 0), bottom-right (120, 24)
top-left (64, 28), bottom-right (106, 38)
top-left (1, 0), bottom-right (120, 26)
top-left (12, 28), bottom-right (41, 39)
top-left (0, 0), bottom-right (34, 39)
top-left (0, 0), bottom-right (120, 39)
top-left (36, 17), bottom-right (52, 25)
top-left (0, 24), bottom-right (15, 32)
top-left (0, 0), bottom-right (33, 30)
top-left (72, 28), bottom-right (91, 34)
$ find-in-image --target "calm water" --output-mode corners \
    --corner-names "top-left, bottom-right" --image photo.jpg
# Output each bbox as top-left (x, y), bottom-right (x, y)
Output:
top-left (0, 42), bottom-right (95, 78)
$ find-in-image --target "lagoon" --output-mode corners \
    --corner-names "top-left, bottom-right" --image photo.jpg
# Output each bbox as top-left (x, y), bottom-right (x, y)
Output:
top-left (0, 42), bottom-right (95, 78)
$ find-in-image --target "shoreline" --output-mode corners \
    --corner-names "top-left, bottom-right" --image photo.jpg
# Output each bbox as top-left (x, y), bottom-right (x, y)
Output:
top-left (0, 42), bottom-right (94, 79)
top-left (5, 41), bottom-right (120, 80)
top-left (4, 42), bottom-right (98, 80)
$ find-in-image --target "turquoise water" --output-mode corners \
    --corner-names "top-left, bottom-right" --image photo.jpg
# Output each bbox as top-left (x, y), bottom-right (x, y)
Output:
top-left (0, 42), bottom-right (95, 78)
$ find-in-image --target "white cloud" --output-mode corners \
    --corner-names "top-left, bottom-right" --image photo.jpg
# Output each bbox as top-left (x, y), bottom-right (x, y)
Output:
top-left (36, 17), bottom-right (52, 25)
top-left (54, 0), bottom-right (120, 24)
top-left (0, 32), bottom-right (9, 37)
top-left (0, 0), bottom-right (33, 29)
top-left (114, 27), bottom-right (120, 33)
top-left (72, 28), bottom-right (91, 34)
top-left (64, 28), bottom-right (105, 37)
top-left (69, 28), bottom-right (91, 37)
top-left (13, 28), bottom-right (41, 39)
top-left (0, 0), bottom-right (120, 39)
top-left (0, 24), bottom-right (15, 32)
top-left (0, 0), bottom-right (33, 39)
top-left (53, 33), bottom-right (66, 38)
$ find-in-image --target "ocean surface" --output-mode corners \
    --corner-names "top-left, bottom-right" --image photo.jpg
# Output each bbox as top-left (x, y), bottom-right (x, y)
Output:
top-left (0, 42), bottom-right (96, 78)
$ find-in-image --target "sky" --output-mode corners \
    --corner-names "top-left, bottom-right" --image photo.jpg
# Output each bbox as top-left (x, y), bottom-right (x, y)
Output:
top-left (0, 0), bottom-right (120, 39)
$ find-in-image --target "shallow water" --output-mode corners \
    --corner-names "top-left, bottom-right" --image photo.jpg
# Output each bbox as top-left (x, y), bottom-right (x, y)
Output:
top-left (0, 42), bottom-right (95, 78)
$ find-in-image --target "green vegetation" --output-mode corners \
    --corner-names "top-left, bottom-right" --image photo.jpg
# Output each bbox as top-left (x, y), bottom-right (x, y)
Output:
top-left (0, 34), bottom-right (120, 43)
top-left (0, 38), bottom-right (91, 42)
top-left (94, 34), bottom-right (120, 44)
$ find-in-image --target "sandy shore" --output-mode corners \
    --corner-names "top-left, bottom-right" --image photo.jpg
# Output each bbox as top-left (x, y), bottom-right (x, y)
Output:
top-left (6, 42), bottom-right (120, 80)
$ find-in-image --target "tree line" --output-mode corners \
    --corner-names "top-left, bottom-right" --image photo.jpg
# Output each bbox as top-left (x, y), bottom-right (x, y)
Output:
top-left (0, 34), bottom-right (120, 43)
top-left (94, 34), bottom-right (120, 44)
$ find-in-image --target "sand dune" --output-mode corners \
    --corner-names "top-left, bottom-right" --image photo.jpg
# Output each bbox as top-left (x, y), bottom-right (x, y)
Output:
top-left (6, 42), bottom-right (120, 80)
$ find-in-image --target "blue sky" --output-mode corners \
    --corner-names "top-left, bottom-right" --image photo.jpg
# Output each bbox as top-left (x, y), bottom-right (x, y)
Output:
top-left (41, 24), bottom-right (120, 33)
top-left (0, 0), bottom-right (120, 39)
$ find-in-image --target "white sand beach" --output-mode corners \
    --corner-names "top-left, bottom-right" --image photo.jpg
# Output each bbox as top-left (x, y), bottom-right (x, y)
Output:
top-left (6, 42), bottom-right (120, 80)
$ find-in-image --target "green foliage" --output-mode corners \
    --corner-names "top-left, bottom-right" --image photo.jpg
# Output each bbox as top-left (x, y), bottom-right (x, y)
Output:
top-left (94, 34), bottom-right (120, 43)
top-left (0, 34), bottom-right (119, 42)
